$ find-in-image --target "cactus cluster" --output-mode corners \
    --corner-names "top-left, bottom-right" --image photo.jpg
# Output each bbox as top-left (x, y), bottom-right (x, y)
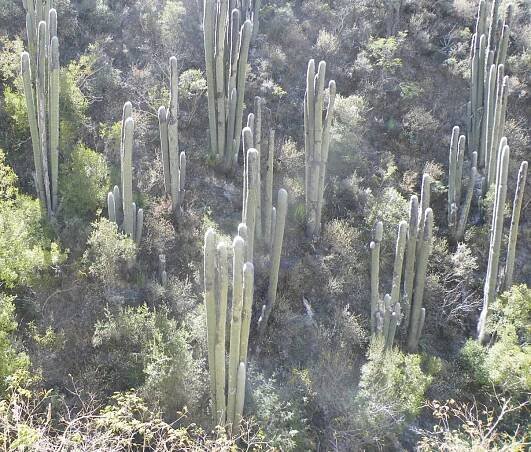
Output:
top-left (158, 57), bottom-right (186, 217)
top-left (477, 144), bottom-right (528, 343)
top-left (107, 103), bottom-right (143, 245)
top-left (236, 0), bottom-right (262, 40)
top-left (304, 59), bottom-right (336, 237)
top-left (204, 228), bottom-right (254, 428)
top-left (448, 126), bottom-right (478, 241)
top-left (370, 175), bottom-right (433, 352)
top-left (469, 0), bottom-right (512, 184)
top-left (21, 1), bottom-right (60, 217)
top-left (203, 0), bottom-right (252, 170)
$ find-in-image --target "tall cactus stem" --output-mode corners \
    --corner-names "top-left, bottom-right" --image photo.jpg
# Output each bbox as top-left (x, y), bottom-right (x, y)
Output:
top-left (257, 188), bottom-right (287, 338)
top-left (504, 160), bottom-right (527, 290)
top-left (370, 221), bottom-right (383, 334)
top-left (407, 208), bottom-right (433, 352)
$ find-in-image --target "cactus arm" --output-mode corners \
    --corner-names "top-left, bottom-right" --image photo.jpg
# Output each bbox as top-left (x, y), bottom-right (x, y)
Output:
top-left (204, 229), bottom-right (217, 417)
top-left (257, 188), bottom-right (287, 338)
top-left (203, 0), bottom-right (217, 156)
top-left (179, 151), bottom-right (186, 204)
top-left (135, 208), bottom-right (144, 245)
top-left (239, 262), bottom-right (254, 368)
top-left (390, 221), bottom-right (408, 306)
top-left (315, 80), bottom-right (337, 233)
top-left (456, 165), bottom-right (478, 241)
top-left (402, 194), bottom-right (419, 326)
top-left (121, 117), bottom-right (135, 236)
top-left (231, 20), bottom-right (253, 170)
top-left (233, 362), bottom-right (246, 428)
top-left (264, 129), bottom-right (275, 247)
top-left (370, 221), bottom-right (383, 334)
top-left (243, 149), bottom-right (259, 261)
top-left (227, 236), bottom-right (245, 428)
top-left (107, 192), bottom-right (116, 224)
top-left (158, 106), bottom-right (171, 194)
top-left (407, 208), bottom-right (433, 352)
top-left (478, 145), bottom-right (509, 343)
top-left (21, 52), bottom-right (46, 209)
top-left (214, 242), bottom-right (228, 424)
top-left (49, 35), bottom-right (59, 211)
top-left (504, 160), bottom-right (527, 289)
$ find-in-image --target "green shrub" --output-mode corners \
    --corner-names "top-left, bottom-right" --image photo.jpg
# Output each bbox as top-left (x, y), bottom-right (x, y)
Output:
top-left (59, 144), bottom-right (110, 219)
top-left (0, 294), bottom-right (30, 396)
top-left (92, 304), bottom-right (204, 418)
top-left (0, 151), bottom-right (63, 288)
top-left (459, 285), bottom-right (531, 396)
top-left (344, 342), bottom-right (431, 445)
top-left (83, 218), bottom-right (137, 287)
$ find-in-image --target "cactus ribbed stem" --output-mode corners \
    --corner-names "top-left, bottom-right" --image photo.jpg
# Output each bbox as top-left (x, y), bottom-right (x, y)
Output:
top-left (107, 192), bottom-right (116, 224)
top-left (203, 0), bottom-right (252, 170)
top-left (390, 221), bottom-right (408, 306)
top-left (478, 144), bottom-right (510, 343)
top-left (407, 208), bottom-right (433, 352)
top-left (227, 236), bottom-right (245, 427)
top-left (264, 129), bottom-right (275, 248)
top-left (402, 194), bottom-right (419, 325)
top-left (122, 117), bottom-right (135, 236)
top-left (214, 243), bottom-right (228, 424)
top-left (304, 60), bottom-right (336, 237)
top-left (243, 148), bottom-right (259, 261)
top-left (204, 229), bottom-right (217, 413)
top-left (257, 188), bottom-right (288, 338)
top-left (239, 262), bottom-right (254, 368)
top-left (504, 160), bottom-right (527, 290)
top-left (158, 57), bottom-right (186, 215)
top-left (370, 221), bottom-right (383, 334)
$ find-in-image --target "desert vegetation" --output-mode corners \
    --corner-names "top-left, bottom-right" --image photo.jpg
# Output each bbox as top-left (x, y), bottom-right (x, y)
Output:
top-left (0, 0), bottom-right (529, 450)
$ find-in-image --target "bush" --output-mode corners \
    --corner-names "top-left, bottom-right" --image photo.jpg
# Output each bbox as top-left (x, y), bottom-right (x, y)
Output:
top-left (83, 218), bottom-right (137, 287)
top-left (459, 285), bottom-right (531, 396)
top-left (0, 151), bottom-right (63, 288)
top-left (92, 304), bottom-right (205, 418)
top-left (0, 294), bottom-right (30, 395)
top-left (59, 144), bottom-right (110, 219)
top-left (336, 342), bottom-right (432, 447)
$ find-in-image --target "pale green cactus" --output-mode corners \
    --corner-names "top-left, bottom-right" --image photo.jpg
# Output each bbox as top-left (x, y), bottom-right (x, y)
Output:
top-left (407, 208), bottom-right (433, 352)
top-left (304, 59), bottom-right (336, 237)
top-left (21, 4), bottom-right (60, 217)
top-left (203, 229), bottom-right (254, 428)
top-left (242, 148), bottom-right (259, 262)
top-left (469, 0), bottom-right (512, 179)
top-left (504, 161), bottom-right (528, 289)
top-left (370, 221), bottom-right (383, 334)
top-left (478, 144), bottom-right (509, 343)
top-left (264, 129), bottom-right (275, 249)
top-left (257, 188), bottom-right (288, 338)
top-left (158, 57), bottom-right (186, 215)
top-left (203, 1), bottom-right (252, 170)
top-left (448, 126), bottom-right (478, 241)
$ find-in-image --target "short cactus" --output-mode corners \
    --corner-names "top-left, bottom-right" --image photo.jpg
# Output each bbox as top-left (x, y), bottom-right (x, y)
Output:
top-left (447, 126), bottom-right (478, 241)
top-left (158, 56), bottom-right (186, 216)
top-left (107, 103), bottom-right (143, 245)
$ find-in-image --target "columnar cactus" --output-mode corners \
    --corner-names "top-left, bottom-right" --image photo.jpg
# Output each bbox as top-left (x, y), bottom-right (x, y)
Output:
top-left (203, 1), bottom-right (252, 170)
top-left (469, 0), bottom-right (512, 179)
top-left (304, 59), bottom-right (337, 237)
top-left (242, 148), bottom-right (259, 262)
top-left (406, 208), bottom-right (433, 352)
top-left (448, 126), bottom-right (478, 241)
top-left (237, 0), bottom-right (262, 40)
top-left (504, 161), bottom-right (528, 289)
top-left (204, 229), bottom-right (254, 428)
top-left (159, 254), bottom-right (168, 286)
top-left (370, 221), bottom-right (383, 334)
top-left (107, 103), bottom-right (143, 245)
top-left (257, 188), bottom-right (288, 338)
top-left (304, 59), bottom-right (336, 237)
top-left (478, 144), bottom-right (509, 343)
top-left (263, 129), bottom-right (275, 249)
top-left (372, 221), bottom-right (407, 351)
top-left (158, 57), bottom-right (186, 216)
top-left (21, 4), bottom-right (59, 217)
